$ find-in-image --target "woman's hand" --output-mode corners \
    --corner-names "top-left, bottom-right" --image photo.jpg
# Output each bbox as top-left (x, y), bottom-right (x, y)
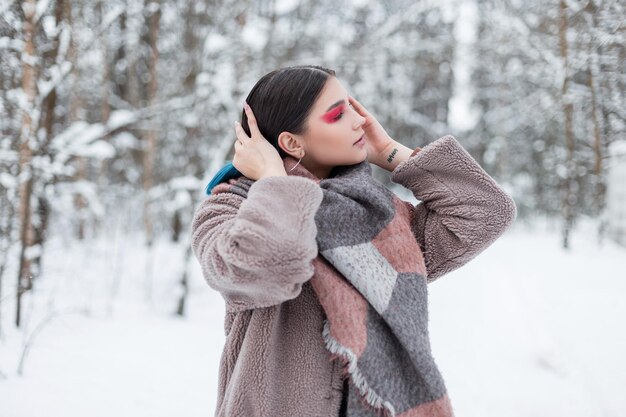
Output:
top-left (233, 101), bottom-right (287, 181)
top-left (348, 95), bottom-right (396, 167)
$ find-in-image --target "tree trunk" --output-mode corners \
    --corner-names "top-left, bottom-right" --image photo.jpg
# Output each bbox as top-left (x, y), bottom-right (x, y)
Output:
top-left (32, 0), bottom-right (65, 277)
top-left (142, 0), bottom-right (161, 248)
top-left (558, 0), bottom-right (575, 249)
top-left (15, 0), bottom-right (39, 327)
top-left (63, 1), bottom-right (88, 240)
top-left (96, 0), bottom-right (112, 235)
top-left (586, 1), bottom-right (607, 220)
top-left (140, 0), bottom-right (161, 303)
top-left (175, 242), bottom-right (192, 317)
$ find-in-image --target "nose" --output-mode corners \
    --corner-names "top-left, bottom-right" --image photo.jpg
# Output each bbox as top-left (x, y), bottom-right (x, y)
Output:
top-left (352, 109), bottom-right (366, 129)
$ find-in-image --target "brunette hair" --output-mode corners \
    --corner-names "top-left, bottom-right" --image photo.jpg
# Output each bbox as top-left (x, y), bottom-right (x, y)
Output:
top-left (205, 65), bottom-right (336, 194)
top-left (240, 65), bottom-right (336, 159)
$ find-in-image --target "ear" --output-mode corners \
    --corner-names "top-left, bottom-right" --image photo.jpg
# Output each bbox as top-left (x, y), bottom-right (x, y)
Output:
top-left (277, 131), bottom-right (304, 157)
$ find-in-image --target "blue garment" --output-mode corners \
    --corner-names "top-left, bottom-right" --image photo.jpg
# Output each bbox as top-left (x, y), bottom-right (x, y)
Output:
top-left (204, 162), bottom-right (242, 195)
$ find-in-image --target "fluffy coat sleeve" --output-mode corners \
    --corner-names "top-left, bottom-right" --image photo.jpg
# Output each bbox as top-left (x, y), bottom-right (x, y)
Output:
top-left (391, 135), bottom-right (518, 283)
top-left (190, 175), bottom-right (324, 312)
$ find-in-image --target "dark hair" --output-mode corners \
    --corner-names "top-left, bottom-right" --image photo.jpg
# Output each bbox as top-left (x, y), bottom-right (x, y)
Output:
top-left (240, 65), bottom-right (336, 159)
top-left (204, 65), bottom-right (336, 195)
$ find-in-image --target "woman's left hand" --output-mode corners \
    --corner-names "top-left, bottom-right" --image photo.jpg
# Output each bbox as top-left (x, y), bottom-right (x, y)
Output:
top-left (349, 95), bottom-right (396, 167)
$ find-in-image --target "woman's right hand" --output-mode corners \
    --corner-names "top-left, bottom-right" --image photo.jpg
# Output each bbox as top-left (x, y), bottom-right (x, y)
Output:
top-left (233, 101), bottom-right (287, 181)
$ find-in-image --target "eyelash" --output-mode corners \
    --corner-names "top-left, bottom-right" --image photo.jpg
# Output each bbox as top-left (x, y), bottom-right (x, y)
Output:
top-left (333, 103), bottom-right (354, 121)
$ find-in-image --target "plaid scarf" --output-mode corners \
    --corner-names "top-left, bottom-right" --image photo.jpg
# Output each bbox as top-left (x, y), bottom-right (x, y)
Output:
top-left (283, 154), bottom-right (455, 417)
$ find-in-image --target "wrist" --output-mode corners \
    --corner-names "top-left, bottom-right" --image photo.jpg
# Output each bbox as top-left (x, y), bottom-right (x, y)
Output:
top-left (375, 140), bottom-right (415, 172)
top-left (260, 168), bottom-right (287, 179)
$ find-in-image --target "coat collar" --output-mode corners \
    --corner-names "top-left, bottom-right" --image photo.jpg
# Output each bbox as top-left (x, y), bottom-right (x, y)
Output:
top-left (282, 154), bottom-right (372, 185)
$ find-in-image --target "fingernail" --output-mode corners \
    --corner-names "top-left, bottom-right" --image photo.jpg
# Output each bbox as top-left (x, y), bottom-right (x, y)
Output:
top-left (244, 100), bottom-right (249, 109)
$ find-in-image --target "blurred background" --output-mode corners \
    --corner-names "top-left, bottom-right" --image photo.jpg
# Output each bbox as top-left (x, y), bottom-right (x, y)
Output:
top-left (0, 0), bottom-right (625, 416)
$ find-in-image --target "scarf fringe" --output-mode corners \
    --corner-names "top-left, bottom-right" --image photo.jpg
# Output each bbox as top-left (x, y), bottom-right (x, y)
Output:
top-left (322, 319), bottom-right (397, 417)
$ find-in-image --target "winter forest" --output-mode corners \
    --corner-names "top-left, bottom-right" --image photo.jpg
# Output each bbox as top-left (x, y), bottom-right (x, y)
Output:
top-left (1, 0), bottom-right (625, 416)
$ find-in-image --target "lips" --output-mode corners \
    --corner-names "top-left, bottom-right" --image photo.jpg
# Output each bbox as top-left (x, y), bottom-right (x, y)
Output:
top-left (354, 134), bottom-right (364, 145)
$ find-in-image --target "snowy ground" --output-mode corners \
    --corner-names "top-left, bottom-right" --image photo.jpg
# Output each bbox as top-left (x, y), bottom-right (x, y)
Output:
top-left (1, 215), bottom-right (624, 417)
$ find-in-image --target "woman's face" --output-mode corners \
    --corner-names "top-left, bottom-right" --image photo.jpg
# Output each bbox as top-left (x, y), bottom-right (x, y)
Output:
top-left (278, 76), bottom-right (367, 179)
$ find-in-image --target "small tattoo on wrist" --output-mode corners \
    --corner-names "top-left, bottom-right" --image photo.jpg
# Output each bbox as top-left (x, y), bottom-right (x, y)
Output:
top-left (386, 148), bottom-right (398, 163)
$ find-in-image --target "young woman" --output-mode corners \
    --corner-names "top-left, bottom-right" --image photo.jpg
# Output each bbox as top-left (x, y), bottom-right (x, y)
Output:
top-left (191, 65), bottom-right (517, 417)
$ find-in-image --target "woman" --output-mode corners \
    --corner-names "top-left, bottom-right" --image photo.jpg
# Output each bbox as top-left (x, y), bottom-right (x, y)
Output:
top-left (191, 65), bottom-right (517, 417)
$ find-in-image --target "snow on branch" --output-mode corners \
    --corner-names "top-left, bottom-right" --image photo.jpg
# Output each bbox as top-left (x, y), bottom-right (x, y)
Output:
top-left (36, 5), bottom-right (126, 106)
top-left (0, 36), bottom-right (24, 52)
top-left (33, 0), bottom-right (51, 25)
top-left (364, 0), bottom-right (455, 45)
top-left (49, 93), bottom-right (200, 166)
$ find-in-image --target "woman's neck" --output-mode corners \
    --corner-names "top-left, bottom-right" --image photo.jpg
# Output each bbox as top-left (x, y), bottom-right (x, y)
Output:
top-left (301, 161), bottom-right (333, 180)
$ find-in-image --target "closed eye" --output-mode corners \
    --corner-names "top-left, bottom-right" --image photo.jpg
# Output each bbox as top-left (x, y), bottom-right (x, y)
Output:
top-left (322, 101), bottom-right (354, 124)
top-left (332, 102), bottom-right (354, 121)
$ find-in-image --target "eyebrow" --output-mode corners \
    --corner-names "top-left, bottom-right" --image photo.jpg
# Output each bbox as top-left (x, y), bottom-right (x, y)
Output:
top-left (325, 99), bottom-right (345, 112)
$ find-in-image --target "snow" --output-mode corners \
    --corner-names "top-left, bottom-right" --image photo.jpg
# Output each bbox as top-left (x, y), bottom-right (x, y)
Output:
top-left (72, 180), bottom-right (106, 218)
top-left (608, 139), bottom-right (626, 160)
top-left (241, 20), bottom-right (269, 52)
top-left (51, 121), bottom-right (106, 154)
top-left (349, 0), bottom-right (370, 8)
top-left (324, 40), bottom-right (342, 62)
top-left (606, 139), bottom-right (626, 245)
top-left (107, 110), bottom-right (137, 131)
top-left (203, 32), bottom-right (228, 55)
top-left (73, 140), bottom-right (116, 160)
top-left (23, 243), bottom-right (42, 261)
top-left (181, 112), bottom-right (199, 128)
top-left (0, 171), bottom-right (17, 188)
top-left (41, 14), bottom-right (57, 38)
top-left (429, 216), bottom-right (626, 417)
top-left (1, 216), bottom-right (624, 416)
top-left (275, 0), bottom-right (299, 14)
top-left (0, 36), bottom-right (24, 52)
top-left (169, 175), bottom-right (203, 191)
top-left (111, 131), bottom-right (141, 150)
top-left (34, 0), bottom-right (51, 23)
